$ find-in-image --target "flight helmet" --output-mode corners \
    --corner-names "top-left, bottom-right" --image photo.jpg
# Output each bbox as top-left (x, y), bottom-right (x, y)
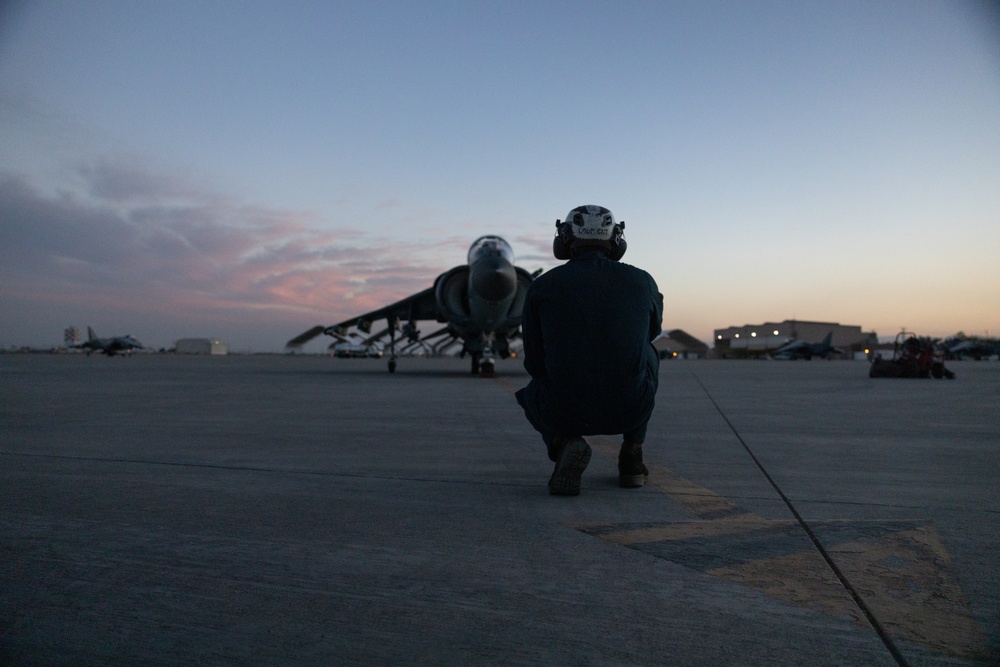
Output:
top-left (553, 205), bottom-right (626, 261)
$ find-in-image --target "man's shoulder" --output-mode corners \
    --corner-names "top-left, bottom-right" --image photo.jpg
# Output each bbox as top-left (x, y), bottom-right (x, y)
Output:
top-left (533, 255), bottom-right (656, 286)
top-left (614, 260), bottom-right (658, 288)
top-left (531, 261), bottom-right (572, 286)
top-left (616, 260), bottom-right (652, 276)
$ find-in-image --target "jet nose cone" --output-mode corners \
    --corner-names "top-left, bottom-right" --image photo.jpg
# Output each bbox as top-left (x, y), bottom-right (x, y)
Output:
top-left (472, 256), bottom-right (517, 302)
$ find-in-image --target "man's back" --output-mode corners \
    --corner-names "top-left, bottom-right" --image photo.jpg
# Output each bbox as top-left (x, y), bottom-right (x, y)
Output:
top-left (521, 251), bottom-right (662, 430)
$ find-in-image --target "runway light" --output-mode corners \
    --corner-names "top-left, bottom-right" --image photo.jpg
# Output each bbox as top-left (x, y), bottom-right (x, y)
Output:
top-left (717, 335), bottom-right (722, 340)
top-left (773, 330), bottom-right (779, 335)
top-left (751, 332), bottom-right (757, 337)
top-left (672, 352), bottom-right (678, 357)
top-left (735, 334), bottom-right (740, 338)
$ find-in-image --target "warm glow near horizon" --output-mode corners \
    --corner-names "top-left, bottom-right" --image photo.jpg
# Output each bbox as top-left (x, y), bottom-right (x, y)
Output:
top-left (1, 2), bottom-right (997, 352)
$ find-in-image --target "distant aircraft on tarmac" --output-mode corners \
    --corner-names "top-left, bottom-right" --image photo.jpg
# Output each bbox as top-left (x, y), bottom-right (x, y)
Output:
top-left (771, 332), bottom-right (836, 360)
top-left (941, 337), bottom-right (1000, 360)
top-left (286, 235), bottom-right (538, 376)
top-left (77, 327), bottom-right (144, 356)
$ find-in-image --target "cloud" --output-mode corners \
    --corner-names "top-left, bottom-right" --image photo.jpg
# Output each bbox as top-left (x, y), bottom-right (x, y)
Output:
top-left (375, 198), bottom-right (402, 211)
top-left (0, 160), bottom-right (483, 349)
top-left (79, 157), bottom-right (203, 203)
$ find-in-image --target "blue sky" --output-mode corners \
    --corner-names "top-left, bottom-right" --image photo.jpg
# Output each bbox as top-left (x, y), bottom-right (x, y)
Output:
top-left (2, 0), bottom-right (998, 352)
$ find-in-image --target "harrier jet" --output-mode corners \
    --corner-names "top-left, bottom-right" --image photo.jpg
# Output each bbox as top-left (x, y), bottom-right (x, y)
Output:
top-left (771, 332), bottom-right (836, 360)
top-left (76, 327), bottom-right (143, 356)
top-left (286, 236), bottom-right (537, 376)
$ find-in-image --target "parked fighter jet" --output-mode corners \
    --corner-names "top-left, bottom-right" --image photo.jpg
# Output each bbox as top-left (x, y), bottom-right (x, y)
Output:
top-left (76, 327), bottom-right (143, 356)
top-left (941, 336), bottom-right (1000, 360)
top-left (771, 332), bottom-right (835, 360)
top-left (286, 236), bottom-right (537, 376)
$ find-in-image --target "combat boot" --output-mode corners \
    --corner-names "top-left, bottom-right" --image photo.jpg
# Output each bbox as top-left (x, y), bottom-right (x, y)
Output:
top-left (548, 436), bottom-right (591, 496)
top-left (618, 442), bottom-right (648, 488)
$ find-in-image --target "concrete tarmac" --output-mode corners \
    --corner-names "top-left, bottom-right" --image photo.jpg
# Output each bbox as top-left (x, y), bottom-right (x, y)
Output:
top-left (1, 354), bottom-right (997, 666)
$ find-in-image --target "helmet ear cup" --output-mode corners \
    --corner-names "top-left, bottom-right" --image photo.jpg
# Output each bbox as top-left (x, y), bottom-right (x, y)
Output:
top-left (608, 236), bottom-right (627, 261)
top-left (552, 221), bottom-right (573, 260)
top-left (607, 224), bottom-right (627, 261)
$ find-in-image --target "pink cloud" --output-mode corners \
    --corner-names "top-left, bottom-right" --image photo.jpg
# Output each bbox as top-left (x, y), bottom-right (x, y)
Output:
top-left (0, 163), bottom-right (503, 349)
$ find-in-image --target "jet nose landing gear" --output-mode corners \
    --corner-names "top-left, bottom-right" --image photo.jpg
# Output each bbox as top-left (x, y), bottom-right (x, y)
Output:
top-left (470, 353), bottom-right (496, 377)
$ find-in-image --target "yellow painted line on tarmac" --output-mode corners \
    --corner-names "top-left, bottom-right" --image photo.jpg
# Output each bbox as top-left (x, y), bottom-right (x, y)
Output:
top-left (709, 548), bottom-right (865, 621)
top-left (573, 513), bottom-right (788, 545)
top-left (590, 435), bottom-right (740, 518)
top-left (492, 376), bottom-right (991, 661)
top-left (825, 524), bottom-right (988, 661)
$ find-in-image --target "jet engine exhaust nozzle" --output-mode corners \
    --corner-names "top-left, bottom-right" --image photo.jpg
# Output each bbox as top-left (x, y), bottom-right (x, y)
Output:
top-left (472, 257), bottom-right (517, 302)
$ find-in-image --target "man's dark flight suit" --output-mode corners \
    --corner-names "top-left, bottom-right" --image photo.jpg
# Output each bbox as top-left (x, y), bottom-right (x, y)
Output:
top-left (515, 250), bottom-right (663, 461)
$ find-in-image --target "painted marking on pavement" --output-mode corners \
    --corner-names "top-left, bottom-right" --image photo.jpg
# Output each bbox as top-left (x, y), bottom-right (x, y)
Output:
top-left (582, 436), bottom-right (990, 662)
top-left (492, 378), bottom-right (991, 661)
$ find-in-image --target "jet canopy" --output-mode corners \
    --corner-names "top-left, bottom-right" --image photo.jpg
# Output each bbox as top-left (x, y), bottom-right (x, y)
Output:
top-left (468, 235), bottom-right (514, 265)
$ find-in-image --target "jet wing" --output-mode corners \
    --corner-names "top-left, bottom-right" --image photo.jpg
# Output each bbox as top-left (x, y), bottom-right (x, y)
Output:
top-left (336, 286), bottom-right (441, 331)
top-left (287, 326), bottom-right (327, 348)
top-left (286, 285), bottom-right (443, 349)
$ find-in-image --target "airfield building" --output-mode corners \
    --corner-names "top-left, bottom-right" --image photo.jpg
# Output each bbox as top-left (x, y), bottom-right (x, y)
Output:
top-left (713, 320), bottom-right (877, 358)
top-left (653, 329), bottom-right (710, 359)
top-left (174, 338), bottom-right (229, 355)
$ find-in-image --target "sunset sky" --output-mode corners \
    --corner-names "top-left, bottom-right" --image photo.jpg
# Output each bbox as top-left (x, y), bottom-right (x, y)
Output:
top-left (2, 1), bottom-right (998, 352)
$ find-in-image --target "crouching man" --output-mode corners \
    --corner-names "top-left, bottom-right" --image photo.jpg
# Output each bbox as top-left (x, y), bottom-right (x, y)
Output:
top-left (515, 205), bottom-right (663, 496)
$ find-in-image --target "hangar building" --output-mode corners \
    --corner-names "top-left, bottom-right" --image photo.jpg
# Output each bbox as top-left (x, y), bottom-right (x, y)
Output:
top-left (174, 338), bottom-right (229, 355)
top-left (713, 320), bottom-right (877, 358)
top-left (653, 330), bottom-right (710, 359)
